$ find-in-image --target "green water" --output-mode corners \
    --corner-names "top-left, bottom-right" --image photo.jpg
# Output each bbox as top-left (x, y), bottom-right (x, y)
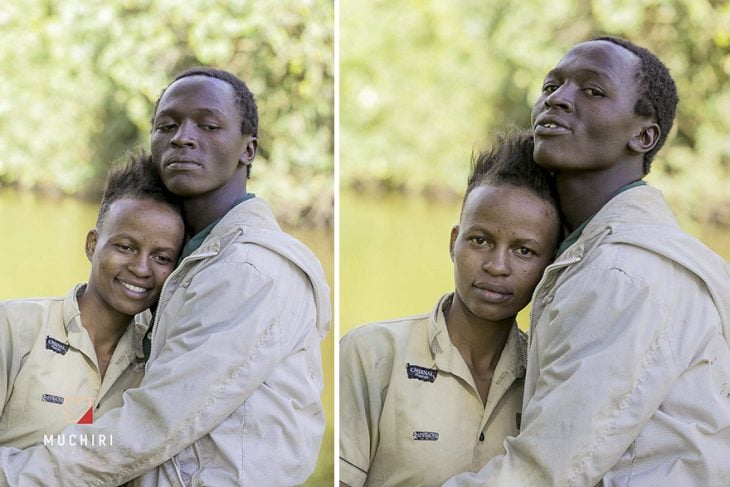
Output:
top-left (0, 188), bottom-right (335, 485)
top-left (340, 189), bottom-right (730, 336)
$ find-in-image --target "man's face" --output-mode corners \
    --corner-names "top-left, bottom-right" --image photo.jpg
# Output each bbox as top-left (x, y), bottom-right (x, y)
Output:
top-left (151, 75), bottom-right (256, 198)
top-left (86, 198), bottom-right (184, 318)
top-left (531, 40), bottom-right (647, 173)
top-left (450, 184), bottom-right (559, 324)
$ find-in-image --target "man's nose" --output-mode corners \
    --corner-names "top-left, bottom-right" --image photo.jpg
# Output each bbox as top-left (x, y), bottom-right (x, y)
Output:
top-left (544, 84), bottom-right (574, 112)
top-left (171, 121), bottom-right (196, 147)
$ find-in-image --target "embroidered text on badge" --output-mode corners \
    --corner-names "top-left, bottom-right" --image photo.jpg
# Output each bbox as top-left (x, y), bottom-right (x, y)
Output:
top-left (406, 363), bottom-right (437, 382)
top-left (41, 394), bottom-right (64, 405)
top-left (412, 431), bottom-right (439, 441)
top-left (46, 336), bottom-right (70, 355)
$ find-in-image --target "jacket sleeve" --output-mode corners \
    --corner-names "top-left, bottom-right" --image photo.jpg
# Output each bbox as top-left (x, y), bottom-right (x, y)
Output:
top-left (444, 264), bottom-right (681, 487)
top-left (338, 328), bottom-right (388, 487)
top-left (0, 251), bottom-right (313, 486)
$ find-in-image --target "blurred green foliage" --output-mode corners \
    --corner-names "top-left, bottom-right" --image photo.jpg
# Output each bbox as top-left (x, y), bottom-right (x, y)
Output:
top-left (341, 0), bottom-right (730, 228)
top-left (0, 0), bottom-right (333, 228)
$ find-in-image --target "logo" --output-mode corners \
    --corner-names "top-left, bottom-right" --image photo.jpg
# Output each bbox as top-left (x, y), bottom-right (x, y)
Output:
top-left (63, 396), bottom-right (94, 424)
top-left (406, 363), bottom-right (438, 382)
top-left (412, 431), bottom-right (439, 441)
top-left (45, 336), bottom-right (70, 355)
top-left (42, 396), bottom-right (112, 447)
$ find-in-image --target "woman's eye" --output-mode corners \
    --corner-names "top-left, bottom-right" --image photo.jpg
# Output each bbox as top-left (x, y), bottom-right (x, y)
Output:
top-left (152, 255), bottom-right (173, 265)
top-left (515, 247), bottom-right (534, 256)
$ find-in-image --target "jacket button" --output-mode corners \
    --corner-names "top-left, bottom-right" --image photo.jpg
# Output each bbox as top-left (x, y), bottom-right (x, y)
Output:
top-left (479, 432), bottom-right (485, 442)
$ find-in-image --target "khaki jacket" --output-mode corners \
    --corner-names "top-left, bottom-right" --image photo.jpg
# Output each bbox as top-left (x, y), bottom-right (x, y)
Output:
top-left (445, 185), bottom-right (730, 486)
top-left (0, 197), bottom-right (332, 486)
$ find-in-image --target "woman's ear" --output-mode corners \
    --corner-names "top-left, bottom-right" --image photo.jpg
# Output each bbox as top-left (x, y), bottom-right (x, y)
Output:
top-left (85, 229), bottom-right (98, 263)
top-left (628, 122), bottom-right (660, 154)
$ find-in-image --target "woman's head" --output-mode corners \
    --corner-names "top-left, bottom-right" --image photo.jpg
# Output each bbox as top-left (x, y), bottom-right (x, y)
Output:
top-left (85, 151), bottom-right (185, 319)
top-left (450, 131), bottom-right (561, 324)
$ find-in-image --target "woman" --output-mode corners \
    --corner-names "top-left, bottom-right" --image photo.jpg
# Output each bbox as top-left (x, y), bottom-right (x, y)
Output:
top-left (0, 151), bottom-right (184, 448)
top-left (339, 131), bottom-right (562, 486)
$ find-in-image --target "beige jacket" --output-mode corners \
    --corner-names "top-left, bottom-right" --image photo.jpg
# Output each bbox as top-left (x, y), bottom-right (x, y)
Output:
top-left (0, 197), bottom-right (332, 486)
top-left (445, 185), bottom-right (730, 486)
top-left (0, 284), bottom-right (145, 449)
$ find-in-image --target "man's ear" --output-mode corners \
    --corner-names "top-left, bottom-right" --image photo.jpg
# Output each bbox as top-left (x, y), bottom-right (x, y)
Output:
top-left (85, 229), bottom-right (98, 263)
top-left (239, 136), bottom-right (258, 167)
top-left (449, 225), bottom-right (459, 262)
top-left (628, 122), bottom-right (660, 154)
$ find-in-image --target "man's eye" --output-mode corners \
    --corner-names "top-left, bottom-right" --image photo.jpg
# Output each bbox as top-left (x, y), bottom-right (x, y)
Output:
top-left (542, 83), bottom-right (558, 94)
top-left (116, 244), bottom-right (133, 252)
top-left (200, 125), bottom-right (220, 131)
top-left (469, 236), bottom-right (487, 245)
top-left (156, 124), bottom-right (175, 131)
top-left (584, 88), bottom-right (605, 97)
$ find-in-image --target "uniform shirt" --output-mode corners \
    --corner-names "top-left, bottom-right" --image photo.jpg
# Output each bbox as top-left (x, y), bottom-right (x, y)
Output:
top-left (0, 284), bottom-right (145, 448)
top-left (340, 293), bottom-right (526, 487)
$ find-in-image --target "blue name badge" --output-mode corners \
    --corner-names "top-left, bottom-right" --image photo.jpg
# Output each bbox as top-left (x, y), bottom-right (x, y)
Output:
top-left (406, 363), bottom-right (438, 383)
top-left (46, 336), bottom-right (70, 355)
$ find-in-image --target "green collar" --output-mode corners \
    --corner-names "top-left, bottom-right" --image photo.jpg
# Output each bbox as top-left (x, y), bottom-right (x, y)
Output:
top-left (178, 193), bottom-right (255, 262)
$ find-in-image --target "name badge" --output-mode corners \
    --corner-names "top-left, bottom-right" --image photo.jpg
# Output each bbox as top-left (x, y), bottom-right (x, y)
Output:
top-left (46, 336), bottom-right (70, 355)
top-left (406, 363), bottom-right (438, 382)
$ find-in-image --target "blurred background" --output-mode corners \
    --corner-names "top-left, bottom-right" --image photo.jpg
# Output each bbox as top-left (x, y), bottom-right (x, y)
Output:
top-left (340, 0), bottom-right (730, 336)
top-left (0, 0), bottom-right (334, 484)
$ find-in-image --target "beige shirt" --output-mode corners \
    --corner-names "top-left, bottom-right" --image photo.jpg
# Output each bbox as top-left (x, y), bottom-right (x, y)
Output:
top-left (340, 293), bottom-right (526, 487)
top-left (0, 284), bottom-right (145, 448)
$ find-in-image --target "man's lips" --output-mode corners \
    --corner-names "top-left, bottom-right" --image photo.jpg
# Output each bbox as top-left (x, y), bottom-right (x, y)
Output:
top-left (165, 159), bottom-right (202, 170)
top-left (473, 281), bottom-right (513, 303)
top-left (533, 115), bottom-right (572, 135)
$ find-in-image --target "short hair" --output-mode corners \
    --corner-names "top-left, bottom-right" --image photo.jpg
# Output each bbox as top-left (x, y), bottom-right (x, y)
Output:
top-left (592, 36), bottom-right (679, 173)
top-left (96, 150), bottom-right (182, 227)
top-left (463, 130), bottom-right (559, 218)
top-left (151, 67), bottom-right (258, 137)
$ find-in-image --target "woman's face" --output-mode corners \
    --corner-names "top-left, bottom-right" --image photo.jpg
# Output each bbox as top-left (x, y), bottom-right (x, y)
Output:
top-left (85, 198), bottom-right (184, 318)
top-left (450, 184), bottom-right (559, 324)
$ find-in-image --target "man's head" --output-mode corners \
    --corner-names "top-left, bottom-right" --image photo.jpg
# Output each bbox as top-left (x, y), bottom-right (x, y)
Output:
top-left (449, 131), bottom-right (561, 324)
top-left (152, 67), bottom-right (258, 138)
top-left (86, 151), bottom-right (185, 318)
top-left (593, 36), bottom-right (678, 172)
top-left (150, 70), bottom-right (258, 199)
top-left (532, 37), bottom-right (677, 176)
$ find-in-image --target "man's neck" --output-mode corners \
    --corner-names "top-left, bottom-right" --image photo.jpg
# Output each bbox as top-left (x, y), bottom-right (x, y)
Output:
top-left (183, 187), bottom-right (247, 236)
top-left (556, 164), bottom-right (644, 231)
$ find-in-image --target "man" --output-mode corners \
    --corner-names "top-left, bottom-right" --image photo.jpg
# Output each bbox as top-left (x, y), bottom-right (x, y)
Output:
top-left (445, 37), bottom-right (730, 486)
top-left (0, 68), bottom-right (331, 486)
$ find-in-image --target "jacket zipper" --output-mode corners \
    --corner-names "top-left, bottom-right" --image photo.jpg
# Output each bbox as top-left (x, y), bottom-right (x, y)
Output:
top-left (145, 250), bottom-right (218, 374)
top-left (527, 255), bottom-right (582, 351)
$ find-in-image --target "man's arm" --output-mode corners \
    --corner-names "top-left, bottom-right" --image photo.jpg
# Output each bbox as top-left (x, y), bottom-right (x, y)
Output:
top-left (445, 265), bottom-right (683, 486)
top-left (0, 257), bottom-right (311, 486)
